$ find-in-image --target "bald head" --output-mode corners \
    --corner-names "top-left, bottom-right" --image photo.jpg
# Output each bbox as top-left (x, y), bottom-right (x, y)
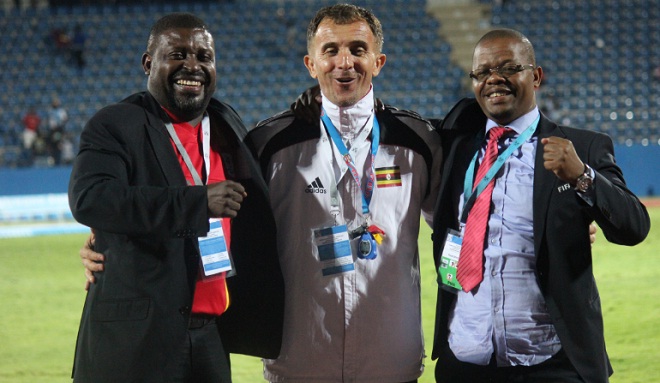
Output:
top-left (475, 28), bottom-right (536, 66)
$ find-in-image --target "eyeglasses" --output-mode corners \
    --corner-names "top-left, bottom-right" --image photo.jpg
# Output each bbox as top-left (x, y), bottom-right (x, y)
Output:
top-left (469, 64), bottom-right (535, 82)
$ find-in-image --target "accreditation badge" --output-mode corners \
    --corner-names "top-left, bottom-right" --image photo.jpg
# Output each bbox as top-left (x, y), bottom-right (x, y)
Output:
top-left (438, 229), bottom-right (463, 292)
top-left (198, 218), bottom-right (233, 277)
top-left (314, 224), bottom-right (355, 276)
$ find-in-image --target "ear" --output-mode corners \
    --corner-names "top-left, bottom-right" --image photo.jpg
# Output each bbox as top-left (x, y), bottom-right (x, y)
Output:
top-left (371, 53), bottom-right (387, 78)
top-left (533, 65), bottom-right (543, 89)
top-left (304, 55), bottom-right (318, 79)
top-left (142, 52), bottom-right (152, 75)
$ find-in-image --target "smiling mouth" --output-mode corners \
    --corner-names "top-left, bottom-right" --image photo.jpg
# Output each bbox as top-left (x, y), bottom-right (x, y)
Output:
top-left (488, 91), bottom-right (510, 98)
top-left (176, 79), bottom-right (203, 87)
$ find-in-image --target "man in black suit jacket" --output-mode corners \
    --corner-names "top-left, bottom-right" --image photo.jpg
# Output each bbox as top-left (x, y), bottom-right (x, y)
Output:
top-left (68, 13), bottom-right (283, 383)
top-left (431, 29), bottom-right (650, 383)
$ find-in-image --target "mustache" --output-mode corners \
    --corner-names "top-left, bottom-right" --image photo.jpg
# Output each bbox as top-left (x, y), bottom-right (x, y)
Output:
top-left (172, 69), bottom-right (208, 83)
top-left (336, 70), bottom-right (357, 78)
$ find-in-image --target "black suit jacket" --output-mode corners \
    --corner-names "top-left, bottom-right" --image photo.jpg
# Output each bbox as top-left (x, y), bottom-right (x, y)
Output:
top-left (431, 98), bottom-right (650, 383)
top-left (69, 92), bottom-right (284, 383)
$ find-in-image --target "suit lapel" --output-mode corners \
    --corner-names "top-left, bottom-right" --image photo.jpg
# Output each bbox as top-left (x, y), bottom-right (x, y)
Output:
top-left (448, 132), bottom-right (481, 197)
top-left (443, 100), bottom-right (486, 213)
top-left (142, 94), bottom-right (188, 187)
top-left (533, 115), bottom-right (564, 255)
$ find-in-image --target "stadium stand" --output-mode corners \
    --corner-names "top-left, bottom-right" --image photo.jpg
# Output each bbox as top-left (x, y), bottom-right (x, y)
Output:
top-left (1, 0), bottom-right (658, 170)
top-left (487, 0), bottom-right (660, 147)
top-left (0, 0), bottom-right (658, 227)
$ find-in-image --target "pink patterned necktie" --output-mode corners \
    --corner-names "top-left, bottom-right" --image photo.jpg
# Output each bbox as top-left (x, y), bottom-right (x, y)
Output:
top-left (457, 126), bottom-right (510, 292)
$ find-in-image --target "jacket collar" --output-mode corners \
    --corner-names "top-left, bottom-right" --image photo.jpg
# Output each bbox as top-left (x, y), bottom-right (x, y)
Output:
top-left (119, 91), bottom-right (248, 186)
top-left (321, 87), bottom-right (375, 147)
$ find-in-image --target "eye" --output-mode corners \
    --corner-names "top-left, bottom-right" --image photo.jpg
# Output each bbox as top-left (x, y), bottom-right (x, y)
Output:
top-left (500, 65), bottom-right (521, 76)
top-left (352, 47), bottom-right (367, 56)
top-left (471, 69), bottom-right (489, 81)
top-left (170, 52), bottom-right (185, 60)
top-left (199, 54), bottom-right (214, 63)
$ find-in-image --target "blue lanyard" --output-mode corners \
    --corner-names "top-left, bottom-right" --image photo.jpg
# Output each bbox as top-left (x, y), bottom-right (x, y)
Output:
top-left (460, 115), bottom-right (540, 223)
top-left (321, 108), bottom-right (380, 215)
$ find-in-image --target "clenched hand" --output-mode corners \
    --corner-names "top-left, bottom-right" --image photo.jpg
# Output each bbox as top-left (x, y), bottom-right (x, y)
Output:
top-left (207, 180), bottom-right (247, 218)
top-left (541, 136), bottom-right (585, 185)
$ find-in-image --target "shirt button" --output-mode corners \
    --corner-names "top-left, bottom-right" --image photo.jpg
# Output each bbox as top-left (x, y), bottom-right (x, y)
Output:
top-left (491, 271), bottom-right (497, 276)
top-left (491, 238), bottom-right (496, 244)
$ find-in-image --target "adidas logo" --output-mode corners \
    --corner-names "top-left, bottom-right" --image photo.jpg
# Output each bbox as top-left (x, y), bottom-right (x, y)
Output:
top-left (305, 177), bottom-right (327, 194)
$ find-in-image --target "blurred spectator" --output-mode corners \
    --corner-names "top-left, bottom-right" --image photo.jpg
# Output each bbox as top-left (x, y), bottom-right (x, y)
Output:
top-left (70, 23), bottom-right (87, 70)
top-left (47, 97), bottom-right (68, 166)
top-left (31, 134), bottom-right (49, 161)
top-left (653, 65), bottom-right (660, 81)
top-left (22, 106), bottom-right (41, 152)
top-left (49, 27), bottom-right (70, 53)
top-left (60, 132), bottom-right (76, 165)
top-left (276, 7), bottom-right (298, 56)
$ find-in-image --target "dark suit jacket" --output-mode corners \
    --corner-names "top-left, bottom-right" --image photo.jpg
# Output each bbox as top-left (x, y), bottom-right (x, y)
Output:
top-left (430, 98), bottom-right (650, 383)
top-left (68, 92), bottom-right (284, 383)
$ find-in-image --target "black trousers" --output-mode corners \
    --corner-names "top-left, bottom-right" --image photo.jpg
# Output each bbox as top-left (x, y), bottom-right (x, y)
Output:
top-left (435, 343), bottom-right (585, 383)
top-left (271, 378), bottom-right (417, 382)
top-left (173, 315), bottom-right (232, 383)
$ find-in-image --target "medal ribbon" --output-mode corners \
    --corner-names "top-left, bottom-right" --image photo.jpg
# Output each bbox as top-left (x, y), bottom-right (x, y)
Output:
top-left (321, 108), bottom-right (380, 215)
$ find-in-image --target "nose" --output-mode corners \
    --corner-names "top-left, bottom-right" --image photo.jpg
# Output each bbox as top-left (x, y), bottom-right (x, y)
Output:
top-left (183, 55), bottom-right (201, 71)
top-left (336, 49), bottom-right (354, 70)
top-left (485, 68), bottom-right (506, 83)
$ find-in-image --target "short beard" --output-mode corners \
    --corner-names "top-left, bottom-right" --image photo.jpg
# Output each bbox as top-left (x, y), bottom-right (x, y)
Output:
top-left (167, 91), bottom-right (211, 121)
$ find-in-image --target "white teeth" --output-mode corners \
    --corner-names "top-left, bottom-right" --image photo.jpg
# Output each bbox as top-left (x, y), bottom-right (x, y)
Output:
top-left (176, 80), bottom-right (202, 86)
top-left (489, 92), bottom-right (507, 97)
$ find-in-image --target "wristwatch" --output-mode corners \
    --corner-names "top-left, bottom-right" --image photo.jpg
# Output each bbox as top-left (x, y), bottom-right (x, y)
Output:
top-left (574, 163), bottom-right (594, 193)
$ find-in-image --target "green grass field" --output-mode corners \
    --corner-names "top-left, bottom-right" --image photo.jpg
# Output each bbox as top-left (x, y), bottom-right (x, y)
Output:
top-left (1, 205), bottom-right (658, 382)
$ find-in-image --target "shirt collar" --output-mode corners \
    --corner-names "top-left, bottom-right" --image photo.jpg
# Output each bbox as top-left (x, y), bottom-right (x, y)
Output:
top-left (486, 107), bottom-right (540, 136)
top-left (321, 86), bottom-right (375, 137)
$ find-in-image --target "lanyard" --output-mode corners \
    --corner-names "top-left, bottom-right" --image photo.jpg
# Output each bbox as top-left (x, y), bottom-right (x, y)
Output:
top-left (460, 115), bottom-right (540, 224)
top-left (164, 114), bottom-right (211, 186)
top-left (321, 109), bottom-right (380, 215)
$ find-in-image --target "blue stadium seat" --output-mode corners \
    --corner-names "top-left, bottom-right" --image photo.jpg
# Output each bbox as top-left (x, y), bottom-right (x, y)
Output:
top-left (0, 0), bottom-right (657, 167)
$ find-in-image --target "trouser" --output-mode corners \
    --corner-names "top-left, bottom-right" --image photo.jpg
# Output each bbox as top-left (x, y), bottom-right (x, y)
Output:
top-left (173, 314), bottom-right (232, 383)
top-left (435, 344), bottom-right (585, 383)
top-left (270, 379), bottom-right (417, 382)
